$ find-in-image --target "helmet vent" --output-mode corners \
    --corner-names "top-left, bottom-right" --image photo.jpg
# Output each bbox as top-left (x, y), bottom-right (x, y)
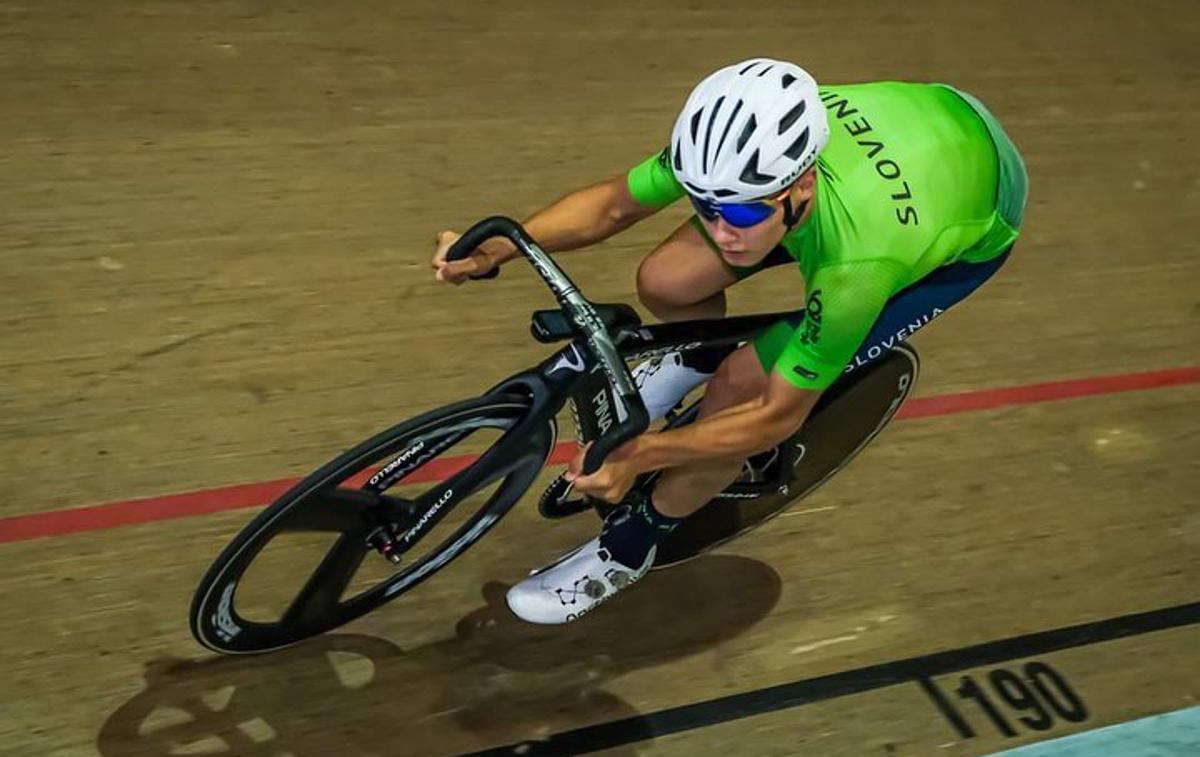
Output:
top-left (673, 140), bottom-right (683, 170)
top-left (781, 73), bottom-right (797, 88)
top-left (739, 150), bottom-right (774, 185)
top-left (783, 128), bottom-right (811, 160)
top-left (689, 109), bottom-right (703, 142)
top-left (713, 99), bottom-right (742, 162)
top-left (779, 100), bottom-right (807, 134)
top-left (735, 114), bottom-right (757, 153)
top-left (702, 96), bottom-right (725, 173)
top-left (756, 64), bottom-right (774, 78)
top-left (712, 188), bottom-right (737, 198)
top-left (738, 61), bottom-right (760, 75)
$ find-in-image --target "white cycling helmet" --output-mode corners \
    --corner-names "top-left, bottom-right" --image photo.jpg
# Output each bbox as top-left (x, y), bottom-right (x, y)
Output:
top-left (670, 58), bottom-right (829, 203)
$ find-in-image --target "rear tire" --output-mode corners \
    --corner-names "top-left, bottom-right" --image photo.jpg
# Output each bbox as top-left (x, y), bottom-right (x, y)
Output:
top-left (651, 344), bottom-right (920, 567)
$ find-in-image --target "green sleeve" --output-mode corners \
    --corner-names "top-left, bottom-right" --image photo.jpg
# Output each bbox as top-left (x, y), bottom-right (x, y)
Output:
top-left (773, 260), bottom-right (908, 390)
top-left (626, 147), bottom-right (686, 209)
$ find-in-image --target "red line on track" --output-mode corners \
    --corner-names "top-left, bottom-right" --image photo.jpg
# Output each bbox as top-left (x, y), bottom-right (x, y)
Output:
top-left (896, 365), bottom-right (1200, 419)
top-left (3, 365), bottom-right (1198, 545)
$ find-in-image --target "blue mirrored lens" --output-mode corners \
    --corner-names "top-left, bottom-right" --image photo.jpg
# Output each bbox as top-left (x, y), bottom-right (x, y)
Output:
top-left (719, 202), bottom-right (775, 228)
top-left (687, 194), bottom-right (775, 228)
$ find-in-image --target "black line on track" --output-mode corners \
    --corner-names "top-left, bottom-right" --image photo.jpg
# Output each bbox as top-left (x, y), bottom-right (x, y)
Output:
top-left (463, 600), bottom-right (1200, 756)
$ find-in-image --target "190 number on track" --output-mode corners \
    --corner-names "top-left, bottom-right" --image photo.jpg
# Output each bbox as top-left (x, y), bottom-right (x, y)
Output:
top-left (920, 661), bottom-right (1089, 739)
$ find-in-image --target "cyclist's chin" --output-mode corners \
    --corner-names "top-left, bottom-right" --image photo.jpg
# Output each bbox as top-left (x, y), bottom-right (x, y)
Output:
top-left (720, 247), bottom-right (772, 267)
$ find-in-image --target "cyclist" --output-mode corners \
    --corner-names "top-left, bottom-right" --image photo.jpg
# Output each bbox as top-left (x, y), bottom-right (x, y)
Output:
top-left (431, 58), bottom-right (1027, 624)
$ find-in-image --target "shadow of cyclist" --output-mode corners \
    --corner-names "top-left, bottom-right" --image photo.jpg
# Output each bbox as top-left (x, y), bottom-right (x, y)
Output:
top-left (96, 554), bottom-right (780, 756)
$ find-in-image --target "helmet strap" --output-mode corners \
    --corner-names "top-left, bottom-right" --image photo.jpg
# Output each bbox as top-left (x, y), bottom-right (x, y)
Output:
top-left (782, 196), bottom-right (808, 230)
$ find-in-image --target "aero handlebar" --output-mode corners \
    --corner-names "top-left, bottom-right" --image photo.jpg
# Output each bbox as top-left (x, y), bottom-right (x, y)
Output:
top-left (445, 216), bottom-right (649, 474)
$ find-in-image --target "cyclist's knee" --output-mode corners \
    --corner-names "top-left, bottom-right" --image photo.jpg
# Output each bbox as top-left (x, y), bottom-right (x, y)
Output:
top-left (636, 221), bottom-right (736, 320)
top-left (700, 347), bottom-right (767, 415)
top-left (636, 254), bottom-right (686, 311)
top-left (637, 253), bottom-right (727, 322)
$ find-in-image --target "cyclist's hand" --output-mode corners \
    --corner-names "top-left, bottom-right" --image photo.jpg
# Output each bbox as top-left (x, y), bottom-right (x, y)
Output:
top-left (566, 441), bottom-right (639, 503)
top-left (431, 230), bottom-right (497, 285)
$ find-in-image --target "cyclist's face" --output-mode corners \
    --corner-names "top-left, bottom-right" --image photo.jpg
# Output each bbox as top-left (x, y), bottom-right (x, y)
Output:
top-left (699, 172), bottom-right (815, 268)
top-left (703, 206), bottom-right (787, 266)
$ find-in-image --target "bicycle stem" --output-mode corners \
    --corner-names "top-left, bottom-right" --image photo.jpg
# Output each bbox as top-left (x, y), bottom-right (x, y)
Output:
top-left (445, 216), bottom-right (649, 474)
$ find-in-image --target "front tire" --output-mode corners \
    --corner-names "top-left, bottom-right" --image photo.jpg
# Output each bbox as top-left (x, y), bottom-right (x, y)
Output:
top-left (189, 394), bottom-right (554, 654)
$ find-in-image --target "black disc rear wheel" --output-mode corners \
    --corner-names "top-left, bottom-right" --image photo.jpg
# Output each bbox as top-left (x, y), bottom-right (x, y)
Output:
top-left (189, 394), bottom-right (554, 654)
top-left (653, 344), bottom-right (920, 566)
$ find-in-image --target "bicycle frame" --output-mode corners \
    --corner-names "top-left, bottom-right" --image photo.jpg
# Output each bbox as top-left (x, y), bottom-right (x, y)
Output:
top-left (190, 216), bottom-right (917, 654)
top-left (445, 216), bottom-right (806, 475)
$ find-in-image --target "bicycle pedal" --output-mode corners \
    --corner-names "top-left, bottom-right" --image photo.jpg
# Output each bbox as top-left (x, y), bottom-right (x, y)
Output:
top-left (537, 474), bottom-right (593, 519)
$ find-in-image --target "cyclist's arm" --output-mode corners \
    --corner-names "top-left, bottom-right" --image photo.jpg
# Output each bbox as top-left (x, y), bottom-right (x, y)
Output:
top-left (483, 174), bottom-right (660, 264)
top-left (478, 147), bottom-right (683, 264)
top-left (628, 371), bottom-right (821, 471)
top-left (627, 260), bottom-right (907, 469)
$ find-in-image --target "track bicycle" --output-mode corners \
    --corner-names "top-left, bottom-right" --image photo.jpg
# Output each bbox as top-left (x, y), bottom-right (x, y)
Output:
top-left (190, 216), bottom-right (919, 654)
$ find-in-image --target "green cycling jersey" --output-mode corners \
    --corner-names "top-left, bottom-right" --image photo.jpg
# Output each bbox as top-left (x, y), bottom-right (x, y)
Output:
top-left (627, 81), bottom-right (1028, 390)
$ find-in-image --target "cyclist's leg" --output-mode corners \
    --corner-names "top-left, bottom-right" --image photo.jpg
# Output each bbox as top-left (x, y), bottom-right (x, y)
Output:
top-left (652, 247), bottom-right (1013, 519)
top-left (636, 217), bottom-right (738, 322)
top-left (505, 342), bottom-right (775, 624)
top-left (637, 216), bottom-right (795, 321)
top-left (844, 246), bottom-right (1012, 375)
top-left (697, 341), bottom-right (774, 413)
top-left (651, 342), bottom-right (771, 518)
top-left (635, 217), bottom-right (793, 420)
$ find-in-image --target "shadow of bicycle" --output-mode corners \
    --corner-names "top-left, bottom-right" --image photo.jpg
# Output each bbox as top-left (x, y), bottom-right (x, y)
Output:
top-left (97, 554), bottom-right (782, 756)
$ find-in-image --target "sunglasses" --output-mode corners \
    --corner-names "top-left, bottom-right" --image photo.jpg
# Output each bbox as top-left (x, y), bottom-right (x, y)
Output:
top-left (688, 191), bottom-right (788, 229)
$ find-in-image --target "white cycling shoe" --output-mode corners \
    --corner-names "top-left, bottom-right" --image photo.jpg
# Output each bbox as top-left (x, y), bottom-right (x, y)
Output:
top-left (632, 351), bottom-right (713, 422)
top-left (506, 535), bottom-right (656, 625)
top-left (505, 352), bottom-right (715, 624)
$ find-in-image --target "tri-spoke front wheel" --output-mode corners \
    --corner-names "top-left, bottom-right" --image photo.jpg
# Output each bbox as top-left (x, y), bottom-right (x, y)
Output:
top-left (189, 394), bottom-right (554, 654)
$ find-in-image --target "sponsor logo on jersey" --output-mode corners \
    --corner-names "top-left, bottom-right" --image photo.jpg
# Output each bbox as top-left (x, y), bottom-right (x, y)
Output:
top-left (798, 288), bottom-right (823, 345)
top-left (844, 307), bottom-right (944, 373)
top-left (820, 90), bottom-right (919, 227)
top-left (792, 364), bottom-right (820, 381)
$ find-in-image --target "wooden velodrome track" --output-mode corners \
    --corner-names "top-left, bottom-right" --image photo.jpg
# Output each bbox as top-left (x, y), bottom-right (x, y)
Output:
top-left (2, 1), bottom-right (1197, 755)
